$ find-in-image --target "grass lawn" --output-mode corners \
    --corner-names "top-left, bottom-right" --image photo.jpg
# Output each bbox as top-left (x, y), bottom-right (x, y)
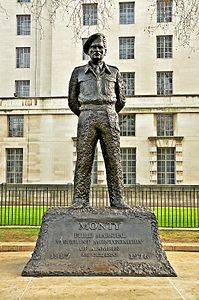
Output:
top-left (0, 206), bottom-right (48, 226)
top-left (0, 206), bottom-right (199, 228)
top-left (159, 230), bottom-right (199, 243)
top-left (153, 207), bottom-right (199, 228)
top-left (0, 228), bottom-right (39, 242)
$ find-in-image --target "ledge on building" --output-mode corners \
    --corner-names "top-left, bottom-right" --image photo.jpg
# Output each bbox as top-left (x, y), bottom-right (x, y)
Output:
top-left (148, 136), bottom-right (184, 141)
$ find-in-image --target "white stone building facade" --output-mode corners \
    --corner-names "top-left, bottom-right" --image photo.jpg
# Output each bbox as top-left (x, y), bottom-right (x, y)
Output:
top-left (0, 0), bottom-right (199, 185)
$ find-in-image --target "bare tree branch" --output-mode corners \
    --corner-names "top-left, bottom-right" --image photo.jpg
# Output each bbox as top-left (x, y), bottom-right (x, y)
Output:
top-left (0, 1), bottom-right (9, 17)
top-left (1, 0), bottom-right (199, 47)
top-left (147, 0), bottom-right (199, 48)
top-left (18, 0), bottom-right (113, 41)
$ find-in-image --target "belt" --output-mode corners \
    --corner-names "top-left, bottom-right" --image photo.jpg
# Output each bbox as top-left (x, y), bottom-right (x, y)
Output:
top-left (80, 103), bottom-right (115, 111)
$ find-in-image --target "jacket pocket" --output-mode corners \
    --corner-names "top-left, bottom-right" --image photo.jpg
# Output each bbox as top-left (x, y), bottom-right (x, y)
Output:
top-left (79, 78), bottom-right (97, 96)
top-left (102, 76), bottom-right (116, 96)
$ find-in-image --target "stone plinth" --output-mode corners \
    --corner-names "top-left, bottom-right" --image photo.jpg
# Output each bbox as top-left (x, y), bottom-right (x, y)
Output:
top-left (22, 207), bottom-right (176, 277)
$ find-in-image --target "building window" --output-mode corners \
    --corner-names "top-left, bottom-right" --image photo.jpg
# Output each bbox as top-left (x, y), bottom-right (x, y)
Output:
top-left (91, 150), bottom-right (98, 184)
top-left (119, 114), bottom-right (135, 136)
top-left (119, 37), bottom-right (135, 59)
top-left (157, 35), bottom-right (172, 58)
top-left (16, 47), bottom-right (30, 68)
top-left (157, 114), bottom-right (174, 136)
top-left (15, 80), bottom-right (30, 97)
top-left (119, 2), bottom-right (135, 24)
top-left (157, 0), bottom-right (172, 23)
top-left (157, 71), bottom-right (173, 95)
top-left (17, 0), bottom-right (31, 3)
top-left (6, 148), bottom-right (23, 183)
top-left (83, 4), bottom-right (97, 25)
top-left (121, 72), bottom-right (135, 95)
top-left (157, 147), bottom-right (175, 184)
top-left (17, 15), bottom-right (31, 35)
top-left (82, 38), bottom-right (89, 60)
top-left (8, 115), bottom-right (24, 137)
top-left (121, 148), bottom-right (136, 184)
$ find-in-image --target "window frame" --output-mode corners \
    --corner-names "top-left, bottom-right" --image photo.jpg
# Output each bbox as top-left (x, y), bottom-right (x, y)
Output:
top-left (157, 71), bottom-right (173, 95)
top-left (157, 147), bottom-right (176, 184)
top-left (16, 47), bottom-right (31, 68)
top-left (121, 72), bottom-right (135, 96)
top-left (82, 38), bottom-right (89, 60)
top-left (17, 15), bottom-right (31, 35)
top-left (121, 147), bottom-right (136, 184)
top-left (119, 114), bottom-right (135, 136)
top-left (156, 113), bottom-right (174, 136)
top-left (83, 3), bottom-right (98, 26)
top-left (157, 35), bottom-right (173, 58)
top-left (119, 2), bottom-right (135, 24)
top-left (6, 148), bottom-right (23, 183)
top-left (157, 0), bottom-right (173, 23)
top-left (119, 37), bottom-right (135, 59)
top-left (17, 0), bottom-right (31, 3)
top-left (8, 115), bottom-right (24, 137)
top-left (15, 80), bottom-right (30, 97)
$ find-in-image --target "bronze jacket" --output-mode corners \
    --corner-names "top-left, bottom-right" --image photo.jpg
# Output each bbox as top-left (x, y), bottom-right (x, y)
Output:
top-left (68, 62), bottom-right (125, 116)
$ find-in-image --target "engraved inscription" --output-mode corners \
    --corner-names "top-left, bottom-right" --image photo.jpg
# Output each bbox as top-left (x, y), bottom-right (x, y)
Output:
top-left (53, 221), bottom-right (146, 259)
top-left (96, 233), bottom-right (126, 238)
top-left (93, 239), bottom-right (144, 245)
top-left (50, 253), bottom-right (70, 260)
top-left (56, 237), bottom-right (91, 245)
top-left (78, 222), bottom-right (121, 230)
top-left (74, 233), bottom-right (93, 238)
top-left (129, 253), bottom-right (152, 260)
top-left (81, 252), bottom-right (118, 257)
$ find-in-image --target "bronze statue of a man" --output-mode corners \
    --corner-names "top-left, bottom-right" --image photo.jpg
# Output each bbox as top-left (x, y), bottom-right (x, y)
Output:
top-left (68, 33), bottom-right (128, 208)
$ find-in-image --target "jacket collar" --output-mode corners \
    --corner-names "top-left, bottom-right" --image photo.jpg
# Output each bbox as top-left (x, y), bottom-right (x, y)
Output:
top-left (84, 62), bottom-right (111, 74)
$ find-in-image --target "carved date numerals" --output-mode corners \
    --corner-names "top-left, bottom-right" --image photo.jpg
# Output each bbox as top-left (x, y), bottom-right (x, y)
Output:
top-left (50, 253), bottom-right (70, 259)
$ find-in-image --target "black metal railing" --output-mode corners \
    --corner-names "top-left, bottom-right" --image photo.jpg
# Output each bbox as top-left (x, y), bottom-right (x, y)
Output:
top-left (0, 183), bottom-right (199, 228)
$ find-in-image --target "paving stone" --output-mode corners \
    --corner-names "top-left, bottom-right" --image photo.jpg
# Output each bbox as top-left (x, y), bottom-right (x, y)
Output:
top-left (0, 252), bottom-right (199, 300)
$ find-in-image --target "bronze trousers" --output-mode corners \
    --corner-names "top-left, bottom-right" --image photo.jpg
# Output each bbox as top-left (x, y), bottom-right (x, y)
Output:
top-left (73, 108), bottom-right (124, 206)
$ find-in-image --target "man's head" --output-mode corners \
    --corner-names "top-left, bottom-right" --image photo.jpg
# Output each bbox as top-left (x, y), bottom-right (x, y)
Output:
top-left (83, 33), bottom-right (107, 64)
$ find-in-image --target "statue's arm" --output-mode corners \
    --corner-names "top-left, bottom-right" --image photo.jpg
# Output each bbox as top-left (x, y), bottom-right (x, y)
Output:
top-left (115, 70), bottom-right (126, 113)
top-left (68, 68), bottom-right (81, 116)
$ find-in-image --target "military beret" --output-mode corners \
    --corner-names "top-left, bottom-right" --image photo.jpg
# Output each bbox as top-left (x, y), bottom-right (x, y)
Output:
top-left (83, 33), bottom-right (107, 54)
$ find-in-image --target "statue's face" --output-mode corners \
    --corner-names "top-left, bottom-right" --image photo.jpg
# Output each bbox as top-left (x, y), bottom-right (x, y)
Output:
top-left (88, 37), bottom-right (106, 63)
